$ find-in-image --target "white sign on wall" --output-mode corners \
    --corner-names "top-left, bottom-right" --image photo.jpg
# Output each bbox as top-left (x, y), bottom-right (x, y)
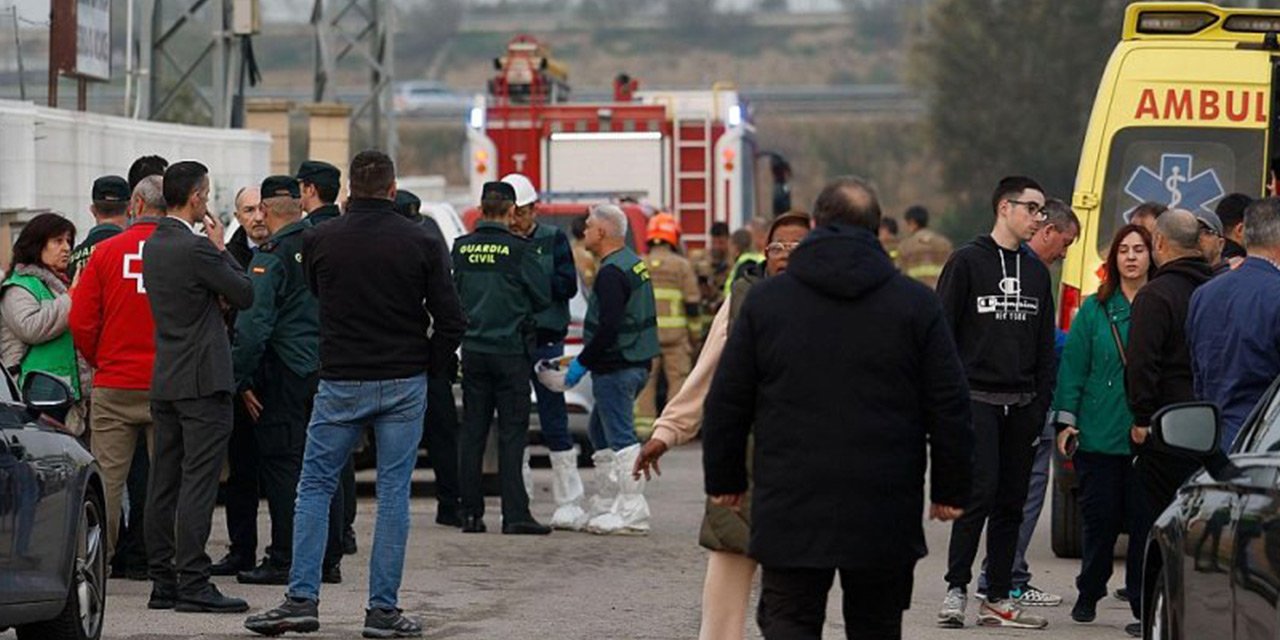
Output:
top-left (75, 0), bottom-right (111, 81)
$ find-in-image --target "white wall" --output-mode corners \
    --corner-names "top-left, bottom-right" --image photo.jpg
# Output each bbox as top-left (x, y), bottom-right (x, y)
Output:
top-left (0, 99), bottom-right (270, 233)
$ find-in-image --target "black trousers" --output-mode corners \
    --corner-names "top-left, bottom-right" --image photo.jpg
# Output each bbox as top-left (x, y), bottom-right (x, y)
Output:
top-left (223, 397), bottom-right (259, 561)
top-left (425, 374), bottom-right (461, 517)
top-left (111, 437), bottom-right (150, 572)
top-left (254, 353), bottom-right (343, 569)
top-left (758, 564), bottom-right (915, 640)
top-left (944, 401), bottom-right (1042, 598)
top-left (146, 393), bottom-right (234, 595)
top-left (1075, 451), bottom-right (1147, 620)
top-left (460, 350), bottom-right (533, 523)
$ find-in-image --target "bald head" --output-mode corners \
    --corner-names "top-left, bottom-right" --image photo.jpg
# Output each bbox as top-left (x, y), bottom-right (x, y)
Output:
top-left (1154, 208), bottom-right (1203, 265)
top-left (812, 176), bottom-right (882, 231)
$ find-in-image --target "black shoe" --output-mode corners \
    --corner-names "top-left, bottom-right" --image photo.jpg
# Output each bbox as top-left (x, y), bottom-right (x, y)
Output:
top-left (502, 520), bottom-right (552, 535)
top-left (1115, 587), bottom-right (1130, 602)
top-left (1071, 598), bottom-right (1097, 623)
top-left (322, 563), bottom-right (342, 585)
top-left (1125, 622), bottom-right (1142, 637)
top-left (148, 584), bottom-right (177, 610)
top-left (343, 527), bottom-right (358, 556)
top-left (237, 560), bottom-right (291, 585)
top-left (175, 583), bottom-right (250, 613)
top-left (211, 553), bottom-right (254, 576)
top-left (125, 564), bottom-right (150, 581)
top-left (245, 597), bottom-right (320, 636)
top-left (363, 607), bottom-right (422, 638)
top-left (436, 510), bottom-right (463, 528)
top-left (461, 515), bottom-right (486, 533)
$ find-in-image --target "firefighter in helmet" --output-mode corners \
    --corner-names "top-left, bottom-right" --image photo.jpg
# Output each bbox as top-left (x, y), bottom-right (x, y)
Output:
top-left (634, 213), bottom-right (701, 440)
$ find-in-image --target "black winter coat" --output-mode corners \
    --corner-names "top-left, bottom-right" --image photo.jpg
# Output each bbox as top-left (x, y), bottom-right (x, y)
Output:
top-left (702, 224), bottom-right (974, 570)
top-left (1125, 256), bottom-right (1213, 428)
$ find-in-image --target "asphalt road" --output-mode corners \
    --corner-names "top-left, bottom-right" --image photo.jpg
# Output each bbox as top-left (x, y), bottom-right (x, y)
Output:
top-left (67, 444), bottom-right (1139, 639)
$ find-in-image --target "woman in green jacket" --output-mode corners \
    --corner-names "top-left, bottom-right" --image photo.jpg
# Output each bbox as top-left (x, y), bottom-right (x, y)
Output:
top-left (1052, 223), bottom-right (1155, 629)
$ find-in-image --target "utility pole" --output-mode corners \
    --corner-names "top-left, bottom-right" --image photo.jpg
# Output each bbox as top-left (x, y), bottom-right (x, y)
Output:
top-left (140, 0), bottom-right (240, 126)
top-left (311, 0), bottom-right (397, 157)
top-left (8, 7), bottom-right (26, 101)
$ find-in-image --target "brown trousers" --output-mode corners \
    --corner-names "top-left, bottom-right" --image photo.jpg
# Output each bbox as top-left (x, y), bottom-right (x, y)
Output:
top-left (89, 387), bottom-right (154, 560)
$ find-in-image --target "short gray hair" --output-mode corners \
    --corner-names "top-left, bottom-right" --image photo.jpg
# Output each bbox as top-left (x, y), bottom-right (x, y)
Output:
top-left (1244, 197), bottom-right (1280, 249)
top-left (590, 204), bottom-right (627, 239)
top-left (133, 175), bottom-right (166, 211)
top-left (1043, 198), bottom-right (1080, 234)
top-left (1157, 208), bottom-right (1201, 251)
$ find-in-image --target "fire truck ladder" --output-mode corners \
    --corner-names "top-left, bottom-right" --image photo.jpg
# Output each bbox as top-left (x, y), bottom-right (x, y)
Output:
top-left (673, 112), bottom-right (712, 247)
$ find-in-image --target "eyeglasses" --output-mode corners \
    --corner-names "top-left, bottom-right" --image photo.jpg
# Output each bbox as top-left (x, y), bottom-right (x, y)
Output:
top-left (1198, 222), bottom-right (1221, 238)
top-left (1007, 199), bottom-right (1047, 220)
top-left (766, 241), bottom-right (800, 256)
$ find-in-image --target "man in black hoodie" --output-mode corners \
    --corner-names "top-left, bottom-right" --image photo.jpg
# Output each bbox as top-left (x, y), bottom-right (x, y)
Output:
top-left (703, 177), bottom-right (973, 639)
top-left (1124, 209), bottom-right (1212, 635)
top-left (936, 176), bottom-right (1057, 630)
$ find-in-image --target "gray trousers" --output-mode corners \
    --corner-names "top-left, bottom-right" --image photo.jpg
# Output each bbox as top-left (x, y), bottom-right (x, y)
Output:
top-left (979, 419), bottom-right (1054, 593)
top-left (145, 393), bottom-right (233, 595)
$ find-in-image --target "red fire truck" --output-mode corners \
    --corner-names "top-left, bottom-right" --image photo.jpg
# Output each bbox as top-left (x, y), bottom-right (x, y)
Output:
top-left (464, 35), bottom-right (759, 250)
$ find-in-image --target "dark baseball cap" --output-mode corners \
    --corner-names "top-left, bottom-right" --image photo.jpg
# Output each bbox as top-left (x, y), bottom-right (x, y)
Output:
top-left (92, 175), bottom-right (130, 203)
top-left (394, 189), bottom-right (421, 217)
top-left (296, 160), bottom-right (341, 188)
top-left (261, 175), bottom-right (301, 199)
top-left (482, 181), bottom-right (516, 202)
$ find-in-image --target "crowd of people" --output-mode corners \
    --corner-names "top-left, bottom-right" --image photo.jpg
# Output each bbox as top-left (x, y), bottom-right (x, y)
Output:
top-left (11, 145), bottom-right (1274, 639)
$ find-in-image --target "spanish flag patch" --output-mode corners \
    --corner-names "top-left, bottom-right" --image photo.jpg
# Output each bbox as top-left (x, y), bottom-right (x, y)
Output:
top-left (252, 266), bottom-right (267, 274)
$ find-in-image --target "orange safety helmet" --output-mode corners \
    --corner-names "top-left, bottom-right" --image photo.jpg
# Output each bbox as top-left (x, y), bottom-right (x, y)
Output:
top-left (647, 213), bottom-right (680, 247)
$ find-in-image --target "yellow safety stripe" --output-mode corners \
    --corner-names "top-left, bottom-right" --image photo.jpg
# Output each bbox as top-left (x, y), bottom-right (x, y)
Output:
top-left (654, 287), bottom-right (692, 328)
top-left (905, 264), bottom-right (944, 279)
top-left (653, 288), bottom-right (686, 303)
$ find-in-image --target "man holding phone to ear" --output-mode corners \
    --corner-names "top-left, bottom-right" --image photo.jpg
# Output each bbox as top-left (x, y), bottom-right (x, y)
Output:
top-left (143, 161), bottom-right (255, 613)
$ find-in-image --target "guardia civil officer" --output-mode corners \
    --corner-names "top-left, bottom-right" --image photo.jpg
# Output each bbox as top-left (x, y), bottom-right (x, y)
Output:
top-left (232, 176), bottom-right (344, 585)
top-left (298, 161), bottom-right (342, 226)
top-left (453, 181), bottom-right (552, 535)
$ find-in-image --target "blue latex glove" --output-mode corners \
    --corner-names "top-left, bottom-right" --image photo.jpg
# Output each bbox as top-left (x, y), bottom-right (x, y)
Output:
top-left (564, 359), bottom-right (588, 387)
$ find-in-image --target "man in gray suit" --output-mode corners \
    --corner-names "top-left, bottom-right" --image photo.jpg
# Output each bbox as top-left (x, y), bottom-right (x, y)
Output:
top-left (143, 160), bottom-right (255, 613)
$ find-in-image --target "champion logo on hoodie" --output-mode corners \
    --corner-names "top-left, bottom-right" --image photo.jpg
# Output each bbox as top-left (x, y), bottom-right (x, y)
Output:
top-left (975, 247), bottom-right (1039, 321)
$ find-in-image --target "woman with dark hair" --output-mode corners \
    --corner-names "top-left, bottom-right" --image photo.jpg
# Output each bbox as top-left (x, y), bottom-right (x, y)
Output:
top-left (1051, 223), bottom-right (1155, 632)
top-left (1, 213), bottom-right (89, 431)
top-left (632, 212), bottom-right (811, 640)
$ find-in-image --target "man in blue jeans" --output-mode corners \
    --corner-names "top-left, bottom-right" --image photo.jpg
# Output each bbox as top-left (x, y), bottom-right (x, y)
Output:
top-left (245, 150), bottom-right (465, 638)
top-left (565, 204), bottom-right (660, 535)
top-left (502, 173), bottom-right (586, 530)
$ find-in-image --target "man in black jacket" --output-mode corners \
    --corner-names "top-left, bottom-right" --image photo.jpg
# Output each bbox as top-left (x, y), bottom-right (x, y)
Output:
top-left (1125, 209), bottom-right (1212, 634)
top-left (703, 177), bottom-right (973, 639)
top-left (298, 160), bottom-right (342, 226)
top-left (936, 176), bottom-right (1057, 630)
top-left (246, 151), bottom-right (466, 638)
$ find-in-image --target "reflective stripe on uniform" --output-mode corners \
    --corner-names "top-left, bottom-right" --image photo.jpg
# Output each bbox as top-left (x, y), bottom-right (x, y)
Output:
top-left (654, 287), bottom-right (689, 329)
top-left (906, 264), bottom-right (944, 279)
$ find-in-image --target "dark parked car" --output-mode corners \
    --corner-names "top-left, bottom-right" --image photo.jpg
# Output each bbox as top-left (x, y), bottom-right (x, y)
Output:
top-left (0, 372), bottom-right (106, 640)
top-left (1143, 381), bottom-right (1280, 640)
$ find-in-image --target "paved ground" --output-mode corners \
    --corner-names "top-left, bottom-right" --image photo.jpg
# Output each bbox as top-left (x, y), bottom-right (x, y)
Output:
top-left (61, 444), bottom-right (1139, 639)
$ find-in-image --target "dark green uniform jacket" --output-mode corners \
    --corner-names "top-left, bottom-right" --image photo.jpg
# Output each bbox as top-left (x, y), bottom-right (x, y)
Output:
top-left (306, 203), bottom-right (341, 226)
top-left (582, 247), bottom-right (660, 370)
top-left (452, 221), bottom-right (550, 356)
top-left (528, 222), bottom-right (577, 343)
top-left (68, 222), bottom-right (123, 278)
top-left (232, 219), bottom-right (320, 387)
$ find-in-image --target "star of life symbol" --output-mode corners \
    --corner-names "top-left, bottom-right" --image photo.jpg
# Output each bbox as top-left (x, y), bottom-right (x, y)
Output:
top-left (1123, 153), bottom-right (1225, 219)
top-left (123, 241), bottom-right (145, 293)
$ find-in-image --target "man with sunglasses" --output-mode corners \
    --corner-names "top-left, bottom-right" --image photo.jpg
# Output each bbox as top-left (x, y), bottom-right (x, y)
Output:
top-left (936, 176), bottom-right (1057, 630)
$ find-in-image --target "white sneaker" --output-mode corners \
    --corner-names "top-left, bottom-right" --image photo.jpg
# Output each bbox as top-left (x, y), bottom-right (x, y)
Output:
top-left (937, 587), bottom-right (966, 628)
top-left (1013, 585), bottom-right (1063, 607)
top-left (978, 598), bottom-right (1049, 629)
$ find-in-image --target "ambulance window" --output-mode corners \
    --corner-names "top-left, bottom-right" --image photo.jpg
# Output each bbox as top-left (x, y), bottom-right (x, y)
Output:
top-left (1097, 127), bottom-right (1265, 257)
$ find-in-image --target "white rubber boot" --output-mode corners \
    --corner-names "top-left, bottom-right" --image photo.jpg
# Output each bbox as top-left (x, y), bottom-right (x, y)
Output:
top-left (522, 446), bottom-right (534, 501)
top-left (585, 449), bottom-right (619, 530)
top-left (548, 446), bottom-right (588, 531)
top-left (590, 443), bottom-right (649, 536)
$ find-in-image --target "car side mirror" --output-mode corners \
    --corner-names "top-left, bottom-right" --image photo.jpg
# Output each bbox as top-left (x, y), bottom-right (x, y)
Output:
top-left (22, 371), bottom-right (74, 413)
top-left (1152, 402), bottom-right (1220, 456)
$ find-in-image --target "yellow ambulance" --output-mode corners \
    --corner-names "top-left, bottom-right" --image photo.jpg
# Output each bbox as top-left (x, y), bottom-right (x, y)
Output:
top-left (1060, 1), bottom-right (1277, 329)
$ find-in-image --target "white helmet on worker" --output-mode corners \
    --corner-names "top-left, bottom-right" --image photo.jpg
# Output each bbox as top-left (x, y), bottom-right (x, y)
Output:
top-left (501, 173), bottom-right (538, 207)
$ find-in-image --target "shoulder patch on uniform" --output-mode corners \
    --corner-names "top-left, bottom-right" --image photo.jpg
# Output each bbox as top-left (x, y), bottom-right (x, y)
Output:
top-left (251, 265), bottom-right (268, 274)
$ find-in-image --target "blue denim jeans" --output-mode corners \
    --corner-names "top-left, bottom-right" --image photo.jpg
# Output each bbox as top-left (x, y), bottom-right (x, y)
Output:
top-left (532, 342), bottom-right (573, 452)
top-left (287, 375), bottom-right (427, 609)
top-left (587, 366), bottom-right (649, 452)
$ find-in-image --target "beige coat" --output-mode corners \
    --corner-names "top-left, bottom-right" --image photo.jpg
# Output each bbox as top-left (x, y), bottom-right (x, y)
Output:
top-left (650, 298), bottom-right (731, 448)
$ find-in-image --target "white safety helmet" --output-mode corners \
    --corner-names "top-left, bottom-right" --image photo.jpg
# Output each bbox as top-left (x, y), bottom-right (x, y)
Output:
top-left (534, 357), bottom-right (574, 393)
top-left (501, 173), bottom-right (538, 207)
